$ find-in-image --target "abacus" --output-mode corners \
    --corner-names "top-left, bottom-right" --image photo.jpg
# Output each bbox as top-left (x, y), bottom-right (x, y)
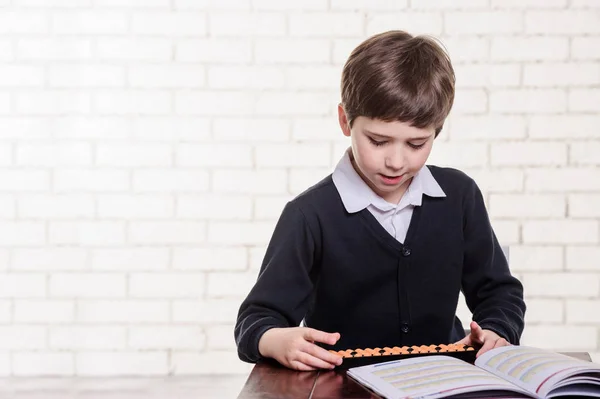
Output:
top-left (329, 343), bottom-right (477, 368)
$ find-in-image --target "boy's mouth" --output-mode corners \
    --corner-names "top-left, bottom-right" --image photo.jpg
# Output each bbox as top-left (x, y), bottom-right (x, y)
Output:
top-left (379, 173), bottom-right (404, 185)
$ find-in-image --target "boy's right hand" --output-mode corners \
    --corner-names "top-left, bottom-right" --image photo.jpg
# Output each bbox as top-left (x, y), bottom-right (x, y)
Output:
top-left (258, 327), bottom-right (343, 371)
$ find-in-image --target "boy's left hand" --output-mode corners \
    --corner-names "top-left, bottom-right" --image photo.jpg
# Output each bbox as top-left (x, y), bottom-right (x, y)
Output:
top-left (454, 321), bottom-right (511, 358)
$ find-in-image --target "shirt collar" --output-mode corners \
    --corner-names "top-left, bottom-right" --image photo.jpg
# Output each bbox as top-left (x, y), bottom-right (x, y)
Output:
top-left (332, 148), bottom-right (446, 214)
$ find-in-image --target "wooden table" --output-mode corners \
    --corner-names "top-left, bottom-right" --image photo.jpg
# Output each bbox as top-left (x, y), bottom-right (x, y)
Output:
top-left (237, 352), bottom-right (592, 399)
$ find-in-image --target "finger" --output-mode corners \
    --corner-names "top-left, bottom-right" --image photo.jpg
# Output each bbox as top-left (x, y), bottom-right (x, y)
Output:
top-left (304, 342), bottom-right (343, 366)
top-left (476, 338), bottom-right (498, 358)
top-left (493, 338), bottom-right (509, 349)
top-left (303, 328), bottom-right (340, 346)
top-left (296, 351), bottom-right (336, 370)
top-left (470, 322), bottom-right (485, 344)
top-left (453, 336), bottom-right (470, 345)
top-left (289, 360), bottom-right (318, 371)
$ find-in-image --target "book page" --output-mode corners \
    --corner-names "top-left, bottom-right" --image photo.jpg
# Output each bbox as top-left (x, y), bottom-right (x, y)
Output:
top-left (347, 355), bottom-right (532, 399)
top-left (475, 345), bottom-right (600, 398)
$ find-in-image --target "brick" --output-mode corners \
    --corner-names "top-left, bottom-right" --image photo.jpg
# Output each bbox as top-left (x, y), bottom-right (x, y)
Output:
top-left (455, 64), bottom-right (520, 88)
top-left (17, 38), bottom-right (92, 60)
top-left (449, 116), bottom-right (526, 140)
top-left (366, 13), bottom-right (443, 35)
top-left (491, 0), bottom-right (566, 7)
top-left (490, 194), bottom-right (565, 218)
top-left (55, 169), bottom-right (128, 192)
top-left (175, 0), bottom-right (251, 9)
top-left (521, 326), bottom-right (597, 350)
top-left (176, 91), bottom-right (253, 116)
top-left (445, 12), bottom-right (523, 34)
top-left (331, 0), bottom-right (407, 8)
top-left (251, 0), bottom-right (327, 10)
top-left (206, 325), bottom-right (236, 350)
top-left (332, 38), bottom-right (367, 65)
top-left (96, 38), bottom-right (171, 61)
top-left (491, 37), bottom-right (568, 61)
top-left (412, 0), bottom-right (487, 8)
top-left (208, 221), bottom-right (276, 245)
top-left (77, 300), bottom-right (169, 323)
top-left (0, 222), bottom-right (44, 246)
top-left (427, 142), bottom-right (488, 168)
top-left (13, 353), bottom-right (74, 376)
top-left (292, 117), bottom-right (341, 141)
top-left (173, 247), bottom-right (247, 271)
top-left (95, 91), bottom-right (171, 115)
top-left (0, 300), bottom-right (9, 322)
top-left (523, 220), bottom-right (598, 244)
top-left (0, 170), bottom-right (48, 191)
top-left (524, 63), bottom-right (600, 87)
top-left (176, 143), bottom-right (252, 167)
top-left (286, 66), bottom-right (341, 90)
top-left (290, 13), bottom-right (363, 37)
top-left (490, 220), bottom-right (520, 245)
top-left (0, 196), bottom-right (14, 218)
top-left (52, 12), bottom-right (127, 34)
top-left (16, 0), bottom-right (89, 5)
top-left (570, 142), bottom-right (600, 166)
top-left (176, 39), bottom-right (252, 63)
top-left (17, 92), bottom-right (91, 115)
top-left (132, 12), bottom-right (206, 36)
top-left (0, 65), bottom-right (44, 87)
top-left (76, 352), bottom-right (168, 376)
top-left (525, 11), bottom-right (600, 34)
top-left (529, 115), bottom-right (600, 139)
top-left (97, 195), bottom-right (173, 219)
top-left (129, 326), bottom-right (205, 349)
top-left (491, 142), bottom-right (567, 166)
top-left (490, 89), bottom-right (566, 113)
top-left (91, 248), bottom-right (169, 271)
top-left (256, 92), bottom-right (332, 116)
top-left (0, 354), bottom-right (10, 376)
top-left (567, 300), bottom-right (600, 323)
top-left (207, 271), bottom-right (258, 298)
top-left (571, 37), bottom-right (600, 60)
top-left (12, 248), bottom-right (87, 271)
top-left (50, 326), bottom-right (126, 349)
top-left (177, 195), bottom-right (252, 220)
top-left (526, 168), bottom-right (600, 192)
top-left (53, 117), bottom-right (130, 140)
top-left (289, 168), bottom-right (332, 195)
top-left (213, 118), bottom-right (289, 142)
top-left (571, 0), bottom-right (600, 5)
top-left (570, 194), bottom-right (600, 217)
top-left (255, 143), bottom-right (330, 167)
top-left (0, 144), bottom-right (12, 165)
top-left (0, 274), bottom-right (45, 298)
top-left (0, 92), bottom-right (9, 113)
top-left (129, 273), bottom-right (205, 298)
top-left (172, 299), bottom-right (240, 323)
top-left (208, 66), bottom-right (285, 89)
top-left (209, 12), bottom-right (285, 36)
top-left (451, 89), bottom-right (488, 114)
top-left (96, 0), bottom-right (169, 6)
top-left (15, 300), bottom-right (74, 323)
top-left (133, 170), bottom-right (209, 192)
top-left (0, 117), bottom-right (51, 139)
top-left (50, 273), bottom-right (126, 298)
top-left (129, 222), bottom-right (206, 244)
top-left (96, 143), bottom-right (171, 167)
top-left (255, 39), bottom-right (329, 64)
top-left (0, 40), bottom-right (11, 61)
top-left (254, 195), bottom-right (292, 220)
top-left (248, 246), bottom-right (266, 271)
top-left (569, 89), bottom-right (600, 112)
top-left (134, 117), bottom-right (210, 141)
top-left (0, 326), bottom-right (46, 349)
top-left (49, 222), bottom-right (126, 246)
top-left (566, 246), bottom-right (600, 271)
top-left (522, 273), bottom-right (599, 297)
top-left (213, 169), bottom-right (287, 194)
top-left (18, 194), bottom-right (94, 218)
top-left (16, 142), bottom-right (92, 166)
top-left (0, 12), bottom-right (48, 33)
top-left (442, 36), bottom-right (489, 62)
top-left (128, 65), bottom-right (205, 88)
top-left (524, 299), bottom-right (564, 323)
top-left (171, 351), bottom-right (252, 374)
top-left (508, 245), bottom-right (563, 272)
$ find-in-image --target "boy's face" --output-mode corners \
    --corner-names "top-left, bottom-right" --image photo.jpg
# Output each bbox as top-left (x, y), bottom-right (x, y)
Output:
top-left (338, 104), bottom-right (435, 204)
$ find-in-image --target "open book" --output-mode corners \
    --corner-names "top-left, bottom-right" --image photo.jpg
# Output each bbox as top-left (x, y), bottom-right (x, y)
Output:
top-left (347, 345), bottom-right (600, 399)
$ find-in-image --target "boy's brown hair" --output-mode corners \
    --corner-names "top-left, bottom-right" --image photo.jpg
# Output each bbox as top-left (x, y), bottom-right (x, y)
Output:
top-left (341, 30), bottom-right (455, 136)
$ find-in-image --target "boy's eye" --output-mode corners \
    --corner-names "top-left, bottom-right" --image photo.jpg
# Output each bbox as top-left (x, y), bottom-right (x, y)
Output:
top-left (407, 142), bottom-right (426, 149)
top-left (368, 137), bottom-right (387, 146)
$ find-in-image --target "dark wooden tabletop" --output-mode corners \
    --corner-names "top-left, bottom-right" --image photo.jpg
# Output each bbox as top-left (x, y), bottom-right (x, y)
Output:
top-left (236, 352), bottom-right (592, 399)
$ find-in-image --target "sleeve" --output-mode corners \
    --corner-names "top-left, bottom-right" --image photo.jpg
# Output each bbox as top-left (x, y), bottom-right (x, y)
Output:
top-left (233, 201), bottom-right (319, 363)
top-left (461, 178), bottom-right (526, 345)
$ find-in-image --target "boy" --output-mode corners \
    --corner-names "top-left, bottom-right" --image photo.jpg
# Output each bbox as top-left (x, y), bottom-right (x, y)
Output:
top-left (234, 30), bottom-right (526, 371)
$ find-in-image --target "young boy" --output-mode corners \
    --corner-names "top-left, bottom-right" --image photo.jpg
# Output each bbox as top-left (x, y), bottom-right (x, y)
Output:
top-left (234, 30), bottom-right (526, 371)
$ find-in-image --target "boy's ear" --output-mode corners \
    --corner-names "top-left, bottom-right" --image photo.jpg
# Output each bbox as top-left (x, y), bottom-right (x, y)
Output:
top-left (337, 104), bottom-right (351, 137)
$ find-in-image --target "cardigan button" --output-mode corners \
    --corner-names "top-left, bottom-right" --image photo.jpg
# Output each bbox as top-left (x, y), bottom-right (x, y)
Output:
top-left (402, 247), bottom-right (411, 257)
top-left (401, 323), bottom-right (410, 333)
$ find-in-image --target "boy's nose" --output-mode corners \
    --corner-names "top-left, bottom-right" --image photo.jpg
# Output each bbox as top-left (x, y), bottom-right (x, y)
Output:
top-left (385, 150), bottom-right (405, 171)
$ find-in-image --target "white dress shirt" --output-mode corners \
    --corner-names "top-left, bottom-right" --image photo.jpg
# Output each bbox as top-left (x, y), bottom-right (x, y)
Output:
top-left (332, 148), bottom-right (446, 243)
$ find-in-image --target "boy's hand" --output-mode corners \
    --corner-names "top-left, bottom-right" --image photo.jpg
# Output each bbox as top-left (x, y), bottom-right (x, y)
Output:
top-left (454, 321), bottom-right (511, 358)
top-left (258, 327), bottom-right (343, 371)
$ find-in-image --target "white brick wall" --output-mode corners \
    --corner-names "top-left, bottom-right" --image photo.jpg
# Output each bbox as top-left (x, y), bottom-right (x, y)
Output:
top-left (0, 0), bottom-right (597, 378)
